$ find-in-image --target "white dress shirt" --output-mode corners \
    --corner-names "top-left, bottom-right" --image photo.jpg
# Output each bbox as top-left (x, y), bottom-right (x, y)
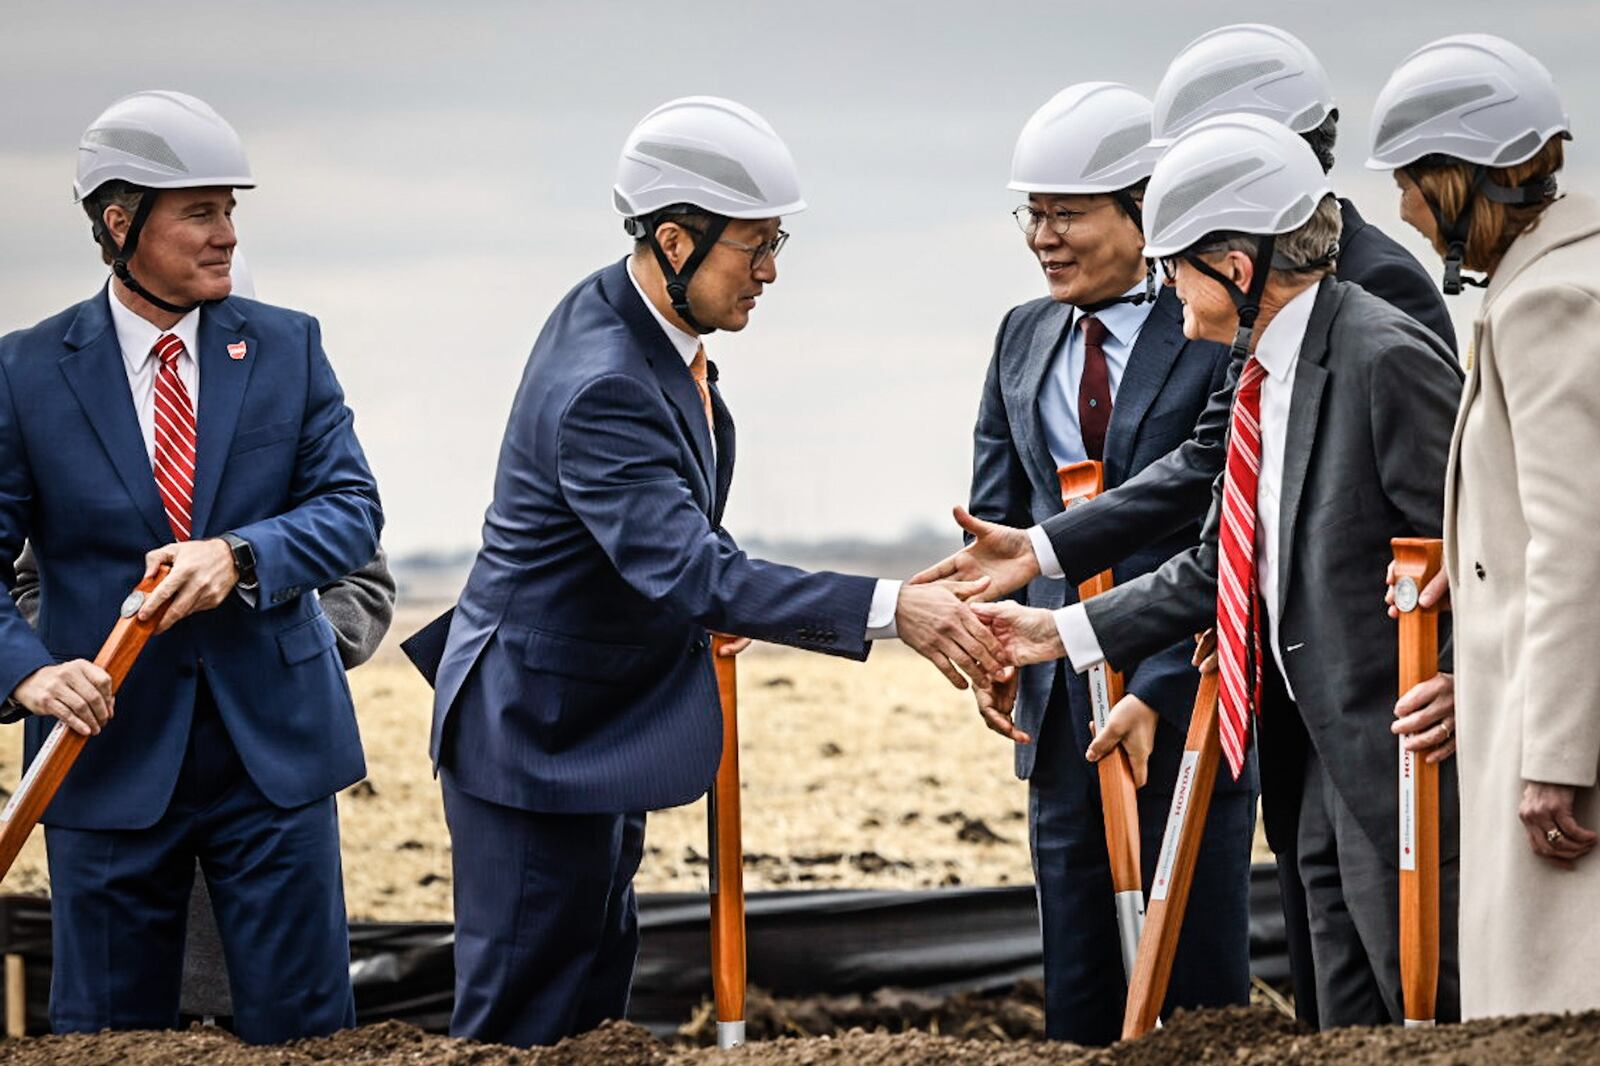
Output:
top-left (624, 260), bottom-right (899, 637)
top-left (1050, 283), bottom-right (1320, 697)
top-left (107, 287), bottom-right (201, 463)
top-left (1038, 284), bottom-right (1154, 470)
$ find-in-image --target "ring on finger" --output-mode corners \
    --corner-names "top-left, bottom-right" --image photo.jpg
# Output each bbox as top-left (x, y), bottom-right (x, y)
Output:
top-left (1439, 719), bottom-right (1452, 738)
top-left (1547, 827), bottom-right (1566, 845)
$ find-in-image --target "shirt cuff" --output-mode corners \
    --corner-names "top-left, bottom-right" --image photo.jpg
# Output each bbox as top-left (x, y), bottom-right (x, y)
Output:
top-left (1028, 525), bottom-right (1064, 580)
top-left (1054, 603), bottom-right (1106, 674)
top-left (865, 579), bottom-right (900, 640)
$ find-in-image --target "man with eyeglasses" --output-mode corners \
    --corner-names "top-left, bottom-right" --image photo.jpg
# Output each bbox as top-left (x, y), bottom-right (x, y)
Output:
top-left (972, 114), bottom-right (1462, 1030)
top-left (961, 83), bottom-right (1251, 1045)
top-left (912, 25), bottom-right (1456, 1026)
top-left (407, 96), bottom-right (1006, 1048)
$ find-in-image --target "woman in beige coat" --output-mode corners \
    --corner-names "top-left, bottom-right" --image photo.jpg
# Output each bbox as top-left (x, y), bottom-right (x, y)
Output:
top-left (1369, 34), bottom-right (1599, 1019)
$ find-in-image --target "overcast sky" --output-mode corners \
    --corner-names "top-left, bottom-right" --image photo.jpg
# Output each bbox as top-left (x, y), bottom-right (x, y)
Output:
top-left (3, 1), bottom-right (1592, 557)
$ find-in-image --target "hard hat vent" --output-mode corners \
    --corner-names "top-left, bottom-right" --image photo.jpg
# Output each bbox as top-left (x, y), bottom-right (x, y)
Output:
top-left (1168, 59), bottom-right (1285, 126)
top-left (635, 140), bottom-right (764, 200)
top-left (1083, 121), bottom-right (1153, 179)
top-left (1494, 129), bottom-right (1543, 164)
top-left (1274, 194), bottom-right (1315, 230)
top-left (1154, 158), bottom-right (1263, 238)
top-left (83, 126), bottom-right (187, 173)
top-left (1373, 84), bottom-right (1495, 152)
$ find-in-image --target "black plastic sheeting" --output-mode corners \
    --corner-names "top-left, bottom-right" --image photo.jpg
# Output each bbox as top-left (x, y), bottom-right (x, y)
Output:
top-left (0, 864), bottom-right (1287, 1037)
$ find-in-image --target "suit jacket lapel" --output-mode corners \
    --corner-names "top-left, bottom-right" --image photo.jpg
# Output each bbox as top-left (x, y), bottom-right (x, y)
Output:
top-left (1102, 289), bottom-right (1184, 486)
top-left (1275, 279), bottom-right (1339, 611)
top-left (600, 260), bottom-right (716, 510)
top-left (57, 291), bottom-right (171, 544)
top-left (1017, 302), bottom-right (1071, 498)
top-left (187, 298), bottom-right (258, 539)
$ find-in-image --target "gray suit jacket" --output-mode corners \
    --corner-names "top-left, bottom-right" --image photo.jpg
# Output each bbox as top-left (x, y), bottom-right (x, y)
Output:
top-left (1081, 277), bottom-right (1462, 863)
top-left (9, 542), bottom-right (395, 670)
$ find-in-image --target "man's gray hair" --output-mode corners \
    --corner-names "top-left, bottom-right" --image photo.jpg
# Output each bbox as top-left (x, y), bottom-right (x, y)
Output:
top-left (1205, 193), bottom-right (1343, 279)
top-left (81, 179), bottom-right (146, 265)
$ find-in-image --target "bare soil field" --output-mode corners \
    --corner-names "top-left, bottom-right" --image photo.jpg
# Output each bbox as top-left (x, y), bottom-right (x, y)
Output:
top-left (4, 1003), bottom-right (1598, 1065)
top-left (2, 612), bottom-right (1073, 920)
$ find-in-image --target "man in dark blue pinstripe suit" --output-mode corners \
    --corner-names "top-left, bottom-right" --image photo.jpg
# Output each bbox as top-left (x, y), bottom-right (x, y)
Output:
top-left (418, 97), bottom-right (1006, 1048)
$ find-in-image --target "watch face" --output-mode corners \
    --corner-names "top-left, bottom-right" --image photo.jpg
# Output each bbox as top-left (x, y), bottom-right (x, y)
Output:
top-left (1394, 576), bottom-right (1420, 614)
top-left (120, 590), bottom-right (145, 619)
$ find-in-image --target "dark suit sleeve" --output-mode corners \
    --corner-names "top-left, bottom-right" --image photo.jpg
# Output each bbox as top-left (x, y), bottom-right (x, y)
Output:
top-left (230, 318), bottom-right (384, 610)
top-left (315, 548), bottom-right (396, 670)
top-left (1040, 348), bottom-right (1237, 584)
top-left (0, 361), bottom-right (56, 707)
top-left (969, 309), bottom-right (1033, 604)
top-left (559, 374), bottom-right (876, 657)
top-left (1083, 463), bottom-right (1224, 673)
top-left (1124, 639), bottom-right (1201, 732)
top-left (1368, 339), bottom-right (1461, 671)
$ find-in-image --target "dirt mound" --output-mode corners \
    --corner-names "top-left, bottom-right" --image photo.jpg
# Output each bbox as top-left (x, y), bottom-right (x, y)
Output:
top-left (3, 1005), bottom-right (1599, 1065)
top-left (678, 981), bottom-right (1047, 1044)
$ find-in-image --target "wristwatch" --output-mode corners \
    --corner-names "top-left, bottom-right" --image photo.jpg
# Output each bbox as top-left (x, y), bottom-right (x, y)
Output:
top-left (218, 532), bottom-right (258, 587)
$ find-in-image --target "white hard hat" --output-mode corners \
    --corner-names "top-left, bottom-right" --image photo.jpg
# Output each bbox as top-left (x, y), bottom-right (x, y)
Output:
top-left (1365, 33), bottom-right (1570, 170)
top-left (1009, 82), bottom-right (1161, 194)
top-left (1151, 23), bottom-right (1335, 147)
top-left (613, 96), bottom-right (805, 221)
top-left (75, 90), bottom-right (254, 202)
top-left (1143, 112), bottom-right (1333, 258)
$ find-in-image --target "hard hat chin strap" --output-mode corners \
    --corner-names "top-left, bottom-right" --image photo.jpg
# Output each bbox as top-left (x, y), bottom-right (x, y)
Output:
top-left (636, 213), bottom-right (730, 335)
top-left (94, 190), bottom-right (203, 316)
top-left (1183, 234), bottom-right (1277, 359)
top-left (1408, 164), bottom-right (1557, 296)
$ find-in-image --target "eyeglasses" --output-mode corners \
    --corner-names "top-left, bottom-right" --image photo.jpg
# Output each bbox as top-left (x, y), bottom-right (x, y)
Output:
top-left (676, 222), bottom-right (790, 272)
top-left (717, 229), bottom-right (789, 272)
top-left (1013, 204), bottom-right (1085, 237)
top-left (1159, 244), bottom-right (1231, 283)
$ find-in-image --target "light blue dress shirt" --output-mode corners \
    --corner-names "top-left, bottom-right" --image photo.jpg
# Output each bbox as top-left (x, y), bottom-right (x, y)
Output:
top-left (1038, 281), bottom-right (1156, 471)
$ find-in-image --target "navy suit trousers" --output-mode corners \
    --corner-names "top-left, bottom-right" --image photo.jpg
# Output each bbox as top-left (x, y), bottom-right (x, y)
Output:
top-left (43, 684), bottom-right (354, 1043)
top-left (1029, 668), bottom-right (1254, 1044)
top-left (442, 775), bottom-right (645, 1047)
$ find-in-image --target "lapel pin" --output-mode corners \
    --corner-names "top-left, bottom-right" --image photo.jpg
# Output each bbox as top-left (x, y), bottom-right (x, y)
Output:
top-left (227, 341), bottom-right (248, 361)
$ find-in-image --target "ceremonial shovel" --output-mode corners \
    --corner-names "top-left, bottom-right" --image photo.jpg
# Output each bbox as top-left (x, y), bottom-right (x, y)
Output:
top-left (707, 634), bottom-right (746, 1048)
top-left (1122, 670), bottom-right (1221, 1038)
top-left (1058, 461), bottom-right (1145, 982)
top-left (0, 566), bottom-right (171, 880)
top-left (1391, 538), bottom-right (1444, 1027)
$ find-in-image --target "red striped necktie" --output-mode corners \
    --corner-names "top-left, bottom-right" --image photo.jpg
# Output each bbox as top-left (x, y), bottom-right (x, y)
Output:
top-left (151, 333), bottom-right (197, 541)
top-left (1216, 356), bottom-right (1267, 780)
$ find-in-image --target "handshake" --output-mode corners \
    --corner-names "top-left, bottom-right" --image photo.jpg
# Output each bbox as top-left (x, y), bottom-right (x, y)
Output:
top-left (894, 507), bottom-right (1056, 686)
top-left (897, 506), bottom-right (1217, 788)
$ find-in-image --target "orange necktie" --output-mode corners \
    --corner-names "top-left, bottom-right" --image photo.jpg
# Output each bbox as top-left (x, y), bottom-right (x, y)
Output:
top-left (689, 345), bottom-right (714, 434)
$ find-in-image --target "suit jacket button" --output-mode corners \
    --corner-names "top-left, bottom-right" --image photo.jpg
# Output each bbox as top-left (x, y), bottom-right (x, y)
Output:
top-left (1474, 561), bottom-right (1486, 580)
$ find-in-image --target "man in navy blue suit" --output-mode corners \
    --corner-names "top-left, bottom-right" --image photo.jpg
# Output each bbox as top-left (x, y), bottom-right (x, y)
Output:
top-left (965, 83), bottom-right (1253, 1045)
top-left (0, 91), bottom-right (381, 1041)
top-left (424, 96), bottom-right (1005, 1048)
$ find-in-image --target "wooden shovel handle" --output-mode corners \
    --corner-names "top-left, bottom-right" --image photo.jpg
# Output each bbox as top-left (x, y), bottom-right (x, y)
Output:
top-left (1058, 461), bottom-right (1142, 894)
top-left (707, 634), bottom-right (746, 1027)
top-left (1123, 671), bottom-right (1221, 1038)
top-left (0, 565), bottom-right (172, 881)
top-left (1393, 538), bottom-right (1443, 1025)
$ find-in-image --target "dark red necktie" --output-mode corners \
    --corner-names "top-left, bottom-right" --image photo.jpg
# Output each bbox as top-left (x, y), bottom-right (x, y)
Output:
top-left (1216, 357), bottom-right (1268, 779)
top-left (152, 333), bottom-right (197, 541)
top-left (1078, 315), bottom-right (1113, 461)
